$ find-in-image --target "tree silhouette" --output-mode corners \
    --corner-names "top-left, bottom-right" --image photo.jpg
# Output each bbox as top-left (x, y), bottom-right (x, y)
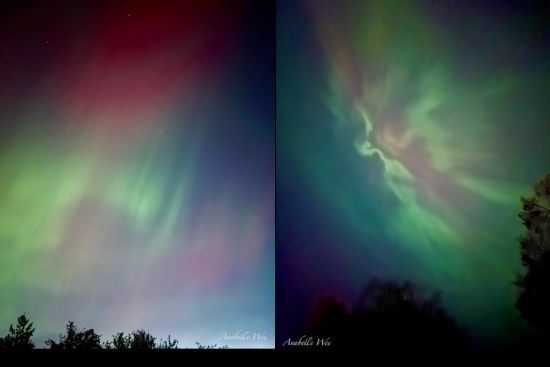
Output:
top-left (0, 314), bottom-right (35, 349)
top-left (128, 329), bottom-right (156, 349)
top-left (516, 173), bottom-right (550, 337)
top-left (302, 278), bottom-right (469, 349)
top-left (195, 342), bottom-right (228, 349)
top-left (0, 316), bottom-right (181, 349)
top-left (103, 330), bottom-right (178, 349)
top-left (104, 332), bottom-right (131, 349)
top-left (45, 321), bottom-right (102, 349)
top-left (157, 335), bottom-right (178, 349)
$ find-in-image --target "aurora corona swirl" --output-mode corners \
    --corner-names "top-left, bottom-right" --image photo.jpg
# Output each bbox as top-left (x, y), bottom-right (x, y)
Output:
top-left (277, 0), bottom-right (550, 344)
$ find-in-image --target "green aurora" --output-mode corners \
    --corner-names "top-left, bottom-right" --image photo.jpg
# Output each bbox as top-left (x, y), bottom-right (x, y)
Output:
top-left (277, 0), bottom-right (550, 343)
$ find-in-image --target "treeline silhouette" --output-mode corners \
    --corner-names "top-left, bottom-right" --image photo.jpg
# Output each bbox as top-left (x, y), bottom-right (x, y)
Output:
top-left (516, 173), bottom-right (550, 340)
top-left (0, 315), bottom-right (227, 349)
top-left (294, 172), bottom-right (550, 349)
top-left (299, 279), bottom-right (469, 350)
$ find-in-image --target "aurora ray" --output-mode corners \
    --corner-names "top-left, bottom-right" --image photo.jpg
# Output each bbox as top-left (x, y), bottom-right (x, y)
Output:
top-left (0, 0), bottom-right (274, 348)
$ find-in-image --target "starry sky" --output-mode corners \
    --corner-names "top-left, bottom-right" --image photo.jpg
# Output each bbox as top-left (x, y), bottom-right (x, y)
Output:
top-left (277, 0), bottom-right (550, 345)
top-left (0, 0), bottom-right (274, 348)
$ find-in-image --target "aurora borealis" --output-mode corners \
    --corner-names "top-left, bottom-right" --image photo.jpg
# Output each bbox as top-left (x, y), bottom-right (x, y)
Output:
top-left (0, 0), bottom-right (274, 348)
top-left (2, 0), bottom-right (550, 351)
top-left (277, 0), bottom-right (550, 345)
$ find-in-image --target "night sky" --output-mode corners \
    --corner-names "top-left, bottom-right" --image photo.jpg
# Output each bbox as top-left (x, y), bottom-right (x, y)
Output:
top-left (277, 0), bottom-right (550, 345)
top-left (0, 0), bottom-right (274, 348)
